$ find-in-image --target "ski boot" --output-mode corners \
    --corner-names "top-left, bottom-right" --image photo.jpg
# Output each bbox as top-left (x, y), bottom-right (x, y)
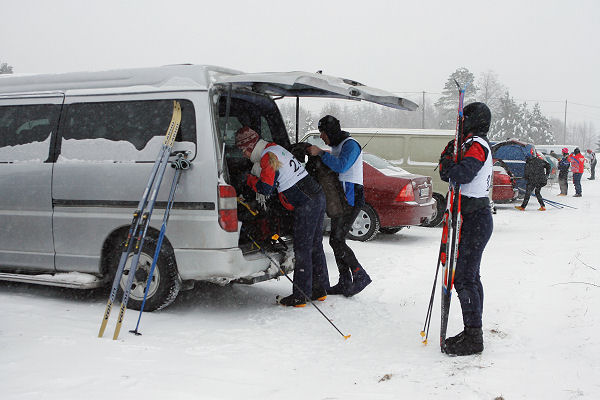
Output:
top-left (538, 206), bottom-right (546, 211)
top-left (311, 286), bottom-right (328, 302)
top-left (514, 206), bottom-right (525, 211)
top-left (328, 267), bottom-right (352, 295)
top-left (443, 327), bottom-right (484, 356)
top-left (345, 266), bottom-right (372, 297)
top-left (276, 294), bottom-right (306, 308)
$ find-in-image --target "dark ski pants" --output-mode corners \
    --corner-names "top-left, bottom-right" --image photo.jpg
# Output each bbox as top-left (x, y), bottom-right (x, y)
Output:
top-left (454, 207), bottom-right (493, 329)
top-left (521, 182), bottom-right (544, 208)
top-left (292, 191), bottom-right (329, 298)
top-left (329, 206), bottom-right (363, 275)
top-left (558, 176), bottom-right (568, 195)
top-left (590, 160), bottom-right (596, 179)
top-left (573, 173), bottom-right (582, 195)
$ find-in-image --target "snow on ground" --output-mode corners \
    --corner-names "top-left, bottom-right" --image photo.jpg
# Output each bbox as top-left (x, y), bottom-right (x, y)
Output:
top-left (1, 175), bottom-right (599, 400)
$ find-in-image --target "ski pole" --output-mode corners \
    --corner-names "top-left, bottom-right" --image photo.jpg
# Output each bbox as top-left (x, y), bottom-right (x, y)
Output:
top-left (246, 233), bottom-right (351, 340)
top-left (130, 152), bottom-right (190, 336)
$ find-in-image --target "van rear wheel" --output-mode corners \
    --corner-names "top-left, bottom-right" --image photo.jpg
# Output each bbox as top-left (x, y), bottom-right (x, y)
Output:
top-left (113, 236), bottom-right (181, 312)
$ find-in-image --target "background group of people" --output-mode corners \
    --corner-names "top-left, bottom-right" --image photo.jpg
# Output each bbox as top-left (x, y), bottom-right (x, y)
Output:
top-left (518, 146), bottom-right (596, 212)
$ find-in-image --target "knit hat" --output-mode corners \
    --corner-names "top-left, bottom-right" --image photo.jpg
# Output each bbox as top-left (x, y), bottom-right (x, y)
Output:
top-left (574, 148), bottom-right (580, 154)
top-left (562, 148), bottom-right (569, 154)
top-left (235, 127), bottom-right (260, 154)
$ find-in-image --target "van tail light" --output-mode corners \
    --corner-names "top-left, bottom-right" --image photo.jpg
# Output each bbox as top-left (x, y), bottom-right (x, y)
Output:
top-left (218, 184), bottom-right (238, 232)
top-left (395, 183), bottom-right (415, 202)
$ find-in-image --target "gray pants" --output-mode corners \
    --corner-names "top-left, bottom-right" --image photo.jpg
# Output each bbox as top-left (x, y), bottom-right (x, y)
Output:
top-left (558, 177), bottom-right (568, 195)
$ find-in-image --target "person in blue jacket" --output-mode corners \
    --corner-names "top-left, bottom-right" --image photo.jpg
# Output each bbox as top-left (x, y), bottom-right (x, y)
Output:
top-left (557, 148), bottom-right (570, 195)
top-left (307, 115), bottom-right (371, 297)
top-left (438, 102), bottom-right (494, 356)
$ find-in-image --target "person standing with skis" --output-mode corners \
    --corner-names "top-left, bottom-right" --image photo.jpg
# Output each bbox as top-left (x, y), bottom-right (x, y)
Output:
top-left (557, 148), bottom-right (571, 196)
top-left (235, 126), bottom-right (329, 307)
top-left (515, 149), bottom-right (551, 211)
top-left (306, 115), bottom-right (372, 297)
top-left (438, 102), bottom-right (494, 356)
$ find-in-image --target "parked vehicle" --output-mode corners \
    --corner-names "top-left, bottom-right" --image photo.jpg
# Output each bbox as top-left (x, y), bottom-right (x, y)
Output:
top-left (0, 65), bottom-right (417, 310)
top-left (492, 160), bottom-right (519, 203)
top-left (346, 153), bottom-right (435, 241)
top-left (491, 139), bottom-right (536, 194)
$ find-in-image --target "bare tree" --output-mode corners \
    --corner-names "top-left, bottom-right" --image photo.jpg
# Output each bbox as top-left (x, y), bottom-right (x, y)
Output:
top-left (476, 70), bottom-right (506, 115)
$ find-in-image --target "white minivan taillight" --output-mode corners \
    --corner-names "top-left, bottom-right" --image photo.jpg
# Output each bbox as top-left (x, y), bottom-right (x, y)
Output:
top-left (218, 184), bottom-right (238, 232)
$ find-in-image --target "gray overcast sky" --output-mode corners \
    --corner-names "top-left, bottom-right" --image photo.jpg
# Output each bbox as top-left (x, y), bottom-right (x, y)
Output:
top-left (2, 0), bottom-right (599, 126)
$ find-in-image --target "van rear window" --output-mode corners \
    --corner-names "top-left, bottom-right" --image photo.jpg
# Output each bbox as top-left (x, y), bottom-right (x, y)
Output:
top-left (0, 104), bottom-right (60, 162)
top-left (60, 99), bottom-right (196, 161)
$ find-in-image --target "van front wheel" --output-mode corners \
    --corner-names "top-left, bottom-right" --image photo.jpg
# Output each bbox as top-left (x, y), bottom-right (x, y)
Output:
top-left (113, 237), bottom-right (181, 312)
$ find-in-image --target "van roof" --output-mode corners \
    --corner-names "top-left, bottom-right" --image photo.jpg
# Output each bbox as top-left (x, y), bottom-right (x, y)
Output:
top-left (0, 64), bottom-right (242, 95)
top-left (306, 128), bottom-right (455, 136)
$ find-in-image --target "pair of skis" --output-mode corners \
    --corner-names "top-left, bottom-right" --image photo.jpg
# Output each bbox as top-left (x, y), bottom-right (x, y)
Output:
top-left (421, 81), bottom-right (465, 351)
top-left (98, 101), bottom-right (183, 340)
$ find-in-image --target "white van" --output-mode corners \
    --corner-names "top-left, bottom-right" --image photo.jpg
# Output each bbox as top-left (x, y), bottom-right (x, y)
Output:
top-left (0, 65), bottom-right (417, 310)
top-left (302, 128), bottom-right (454, 226)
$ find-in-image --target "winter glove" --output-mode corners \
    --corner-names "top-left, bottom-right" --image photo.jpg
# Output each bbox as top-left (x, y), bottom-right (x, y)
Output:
top-left (439, 157), bottom-right (456, 173)
top-left (246, 174), bottom-right (259, 190)
top-left (441, 139), bottom-right (455, 159)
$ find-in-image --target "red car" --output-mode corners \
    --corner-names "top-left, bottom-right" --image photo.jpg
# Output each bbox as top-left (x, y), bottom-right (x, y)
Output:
top-left (492, 160), bottom-right (519, 204)
top-left (343, 153), bottom-right (435, 241)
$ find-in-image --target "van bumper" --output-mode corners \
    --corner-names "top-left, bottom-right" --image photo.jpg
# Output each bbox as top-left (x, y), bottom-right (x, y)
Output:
top-left (174, 247), bottom-right (290, 284)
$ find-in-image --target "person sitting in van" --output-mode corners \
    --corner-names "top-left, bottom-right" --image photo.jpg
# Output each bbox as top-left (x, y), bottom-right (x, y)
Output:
top-left (235, 126), bottom-right (329, 307)
top-left (306, 115), bottom-right (372, 297)
top-left (515, 149), bottom-right (551, 211)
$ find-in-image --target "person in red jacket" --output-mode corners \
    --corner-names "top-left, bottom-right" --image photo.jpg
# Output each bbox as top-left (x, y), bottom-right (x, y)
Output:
top-left (568, 148), bottom-right (585, 197)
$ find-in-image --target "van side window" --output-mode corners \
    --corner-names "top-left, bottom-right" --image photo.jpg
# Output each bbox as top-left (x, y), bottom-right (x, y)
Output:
top-left (0, 104), bottom-right (60, 162)
top-left (59, 99), bottom-right (196, 161)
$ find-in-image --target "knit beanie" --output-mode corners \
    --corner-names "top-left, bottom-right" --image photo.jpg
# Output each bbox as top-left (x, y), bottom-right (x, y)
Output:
top-left (235, 127), bottom-right (260, 154)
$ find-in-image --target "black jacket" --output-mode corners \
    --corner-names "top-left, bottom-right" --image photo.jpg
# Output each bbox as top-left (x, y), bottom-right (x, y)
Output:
top-left (524, 157), bottom-right (551, 187)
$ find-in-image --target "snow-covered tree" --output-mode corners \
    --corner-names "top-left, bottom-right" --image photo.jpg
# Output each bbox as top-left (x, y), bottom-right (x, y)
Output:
top-left (1, 61), bottom-right (13, 74)
top-left (526, 103), bottom-right (555, 144)
top-left (435, 67), bottom-right (478, 129)
top-left (488, 91), bottom-right (523, 141)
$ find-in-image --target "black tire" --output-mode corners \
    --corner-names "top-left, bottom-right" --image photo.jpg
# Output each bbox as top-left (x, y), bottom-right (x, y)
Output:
top-left (379, 227), bottom-right (403, 234)
top-left (423, 193), bottom-right (445, 227)
top-left (112, 236), bottom-right (181, 312)
top-left (347, 204), bottom-right (380, 242)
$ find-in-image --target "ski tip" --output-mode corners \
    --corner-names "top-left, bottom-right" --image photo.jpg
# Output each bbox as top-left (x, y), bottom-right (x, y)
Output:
top-left (343, 334), bottom-right (351, 340)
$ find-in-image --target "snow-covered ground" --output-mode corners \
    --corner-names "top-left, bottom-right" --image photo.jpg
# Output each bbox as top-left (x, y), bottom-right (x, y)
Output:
top-left (1, 174), bottom-right (599, 400)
